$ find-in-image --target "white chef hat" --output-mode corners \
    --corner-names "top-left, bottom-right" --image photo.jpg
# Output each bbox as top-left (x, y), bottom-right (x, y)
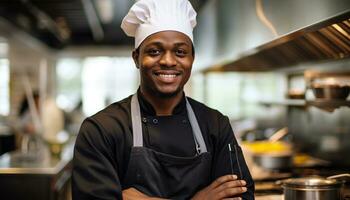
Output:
top-left (121, 0), bottom-right (197, 48)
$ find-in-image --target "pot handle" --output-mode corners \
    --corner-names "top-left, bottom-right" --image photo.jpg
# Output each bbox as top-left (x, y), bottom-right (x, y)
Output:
top-left (327, 173), bottom-right (350, 182)
top-left (275, 179), bottom-right (288, 186)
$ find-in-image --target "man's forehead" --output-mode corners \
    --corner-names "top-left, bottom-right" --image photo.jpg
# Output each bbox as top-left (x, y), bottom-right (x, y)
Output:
top-left (140, 31), bottom-right (193, 47)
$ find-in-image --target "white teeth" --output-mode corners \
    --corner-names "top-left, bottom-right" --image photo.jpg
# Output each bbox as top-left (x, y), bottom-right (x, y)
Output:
top-left (159, 74), bottom-right (176, 78)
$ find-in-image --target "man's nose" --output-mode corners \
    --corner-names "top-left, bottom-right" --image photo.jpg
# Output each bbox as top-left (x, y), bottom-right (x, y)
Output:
top-left (159, 51), bottom-right (176, 67)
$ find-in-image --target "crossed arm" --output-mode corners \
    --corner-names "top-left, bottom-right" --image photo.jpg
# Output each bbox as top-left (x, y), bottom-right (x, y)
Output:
top-left (123, 174), bottom-right (247, 200)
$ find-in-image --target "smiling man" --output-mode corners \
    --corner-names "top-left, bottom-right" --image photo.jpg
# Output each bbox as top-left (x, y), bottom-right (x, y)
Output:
top-left (136, 31), bottom-right (192, 97)
top-left (133, 31), bottom-right (194, 115)
top-left (72, 0), bottom-right (254, 199)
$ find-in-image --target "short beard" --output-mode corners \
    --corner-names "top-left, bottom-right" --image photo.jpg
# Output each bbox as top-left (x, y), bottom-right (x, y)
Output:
top-left (156, 89), bottom-right (181, 98)
top-left (144, 84), bottom-right (182, 99)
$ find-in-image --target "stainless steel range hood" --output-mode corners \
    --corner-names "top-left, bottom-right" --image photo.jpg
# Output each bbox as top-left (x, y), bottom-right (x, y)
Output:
top-left (203, 10), bottom-right (350, 73)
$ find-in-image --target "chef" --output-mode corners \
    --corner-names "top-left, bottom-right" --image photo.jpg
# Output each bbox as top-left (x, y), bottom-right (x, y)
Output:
top-left (72, 0), bottom-right (254, 199)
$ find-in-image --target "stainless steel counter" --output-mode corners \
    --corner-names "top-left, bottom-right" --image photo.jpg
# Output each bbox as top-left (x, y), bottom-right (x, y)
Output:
top-left (0, 139), bottom-right (74, 200)
top-left (0, 140), bottom-right (73, 175)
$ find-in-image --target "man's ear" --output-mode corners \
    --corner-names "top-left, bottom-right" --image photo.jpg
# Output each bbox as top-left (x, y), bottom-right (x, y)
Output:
top-left (132, 49), bottom-right (139, 69)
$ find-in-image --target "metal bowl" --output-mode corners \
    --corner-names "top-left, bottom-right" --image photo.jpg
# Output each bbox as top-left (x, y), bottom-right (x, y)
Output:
top-left (312, 85), bottom-right (350, 100)
top-left (253, 152), bottom-right (293, 170)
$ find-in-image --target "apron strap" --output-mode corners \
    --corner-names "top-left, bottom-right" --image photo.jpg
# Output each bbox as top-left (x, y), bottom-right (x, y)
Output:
top-left (185, 98), bottom-right (207, 153)
top-left (131, 94), bottom-right (208, 153)
top-left (131, 94), bottom-right (143, 147)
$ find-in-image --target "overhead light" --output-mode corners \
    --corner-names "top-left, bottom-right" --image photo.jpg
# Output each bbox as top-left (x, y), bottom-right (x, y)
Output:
top-left (95, 0), bottom-right (114, 24)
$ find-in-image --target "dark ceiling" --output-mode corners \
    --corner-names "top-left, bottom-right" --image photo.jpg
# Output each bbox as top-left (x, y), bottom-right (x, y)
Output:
top-left (0, 0), bottom-right (208, 49)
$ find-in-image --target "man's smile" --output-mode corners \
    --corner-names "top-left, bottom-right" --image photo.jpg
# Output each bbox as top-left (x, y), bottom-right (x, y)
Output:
top-left (154, 70), bottom-right (182, 83)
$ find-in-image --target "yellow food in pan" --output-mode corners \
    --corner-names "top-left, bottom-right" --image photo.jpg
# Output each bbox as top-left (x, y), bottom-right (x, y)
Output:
top-left (241, 141), bottom-right (292, 154)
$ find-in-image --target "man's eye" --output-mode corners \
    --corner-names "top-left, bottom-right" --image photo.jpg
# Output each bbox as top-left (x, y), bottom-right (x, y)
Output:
top-left (176, 49), bottom-right (187, 56)
top-left (147, 49), bottom-right (161, 55)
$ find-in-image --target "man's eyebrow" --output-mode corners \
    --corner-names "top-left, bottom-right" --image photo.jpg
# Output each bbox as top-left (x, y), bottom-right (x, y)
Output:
top-left (144, 42), bottom-right (190, 48)
top-left (174, 42), bottom-right (190, 47)
top-left (144, 42), bottom-right (162, 48)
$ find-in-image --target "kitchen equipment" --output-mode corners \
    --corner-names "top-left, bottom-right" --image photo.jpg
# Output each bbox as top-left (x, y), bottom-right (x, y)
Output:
top-left (43, 130), bottom-right (70, 158)
top-left (268, 127), bottom-right (288, 143)
top-left (308, 75), bottom-right (350, 100)
top-left (280, 174), bottom-right (350, 200)
top-left (253, 152), bottom-right (293, 170)
top-left (286, 89), bottom-right (305, 99)
top-left (242, 140), bottom-right (293, 170)
top-left (243, 127), bottom-right (293, 170)
top-left (312, 84), bottom-right (350, 100)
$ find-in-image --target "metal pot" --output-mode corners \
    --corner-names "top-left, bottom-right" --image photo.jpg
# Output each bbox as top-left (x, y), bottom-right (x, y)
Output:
top-left (281, 174), bottom-right (350, 200)
top-left (253, 152), bottom-right (293, 170)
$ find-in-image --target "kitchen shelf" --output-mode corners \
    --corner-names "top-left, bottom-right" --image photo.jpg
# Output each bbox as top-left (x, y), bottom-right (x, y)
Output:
top-left (259, 99), bottom-right (350, 110)
top-left (307, 99), bottom-right (350, 108)
top-left (259, 99), bottom-right (306, 107)
top-left (202, 10), bottom-right (350, 73)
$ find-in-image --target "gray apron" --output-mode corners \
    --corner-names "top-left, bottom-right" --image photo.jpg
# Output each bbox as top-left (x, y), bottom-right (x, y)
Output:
top-left (122, 94), bottom-right (212, 199)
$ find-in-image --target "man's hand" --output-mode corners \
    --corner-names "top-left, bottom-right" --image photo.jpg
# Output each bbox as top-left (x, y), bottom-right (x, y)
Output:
top-left (191, 175), bottom-right (247, 200)
top-left (122, 188), bottom-right (168, 200)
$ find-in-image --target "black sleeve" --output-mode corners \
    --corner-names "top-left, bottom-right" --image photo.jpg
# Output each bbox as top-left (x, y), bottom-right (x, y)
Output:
top-left (211, 115), bottom-right (255, 200)
top-left (72, 118), bottom-right (122, 200)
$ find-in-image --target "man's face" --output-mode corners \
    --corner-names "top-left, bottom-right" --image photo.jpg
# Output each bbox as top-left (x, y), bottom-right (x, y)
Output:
top-left (133, 31), bottom-right (194, 98)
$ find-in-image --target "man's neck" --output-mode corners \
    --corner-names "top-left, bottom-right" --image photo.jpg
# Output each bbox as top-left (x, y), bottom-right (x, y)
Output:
top-left (140, 89), bottom-right (183, 116)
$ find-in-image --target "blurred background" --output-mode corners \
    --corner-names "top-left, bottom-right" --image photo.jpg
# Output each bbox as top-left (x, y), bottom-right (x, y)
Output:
top-left (0, 0), bottom-right (350, 199)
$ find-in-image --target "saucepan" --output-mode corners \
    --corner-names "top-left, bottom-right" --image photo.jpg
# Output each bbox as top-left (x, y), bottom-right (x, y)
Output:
top-left (242, 140), bottom-right (294, 170)
top-left (242, 127), bottom-right (293, 170)
top-left (279, 173), bottom-right (350, 200)
top-left (253, 151), bottom-right (293, 170)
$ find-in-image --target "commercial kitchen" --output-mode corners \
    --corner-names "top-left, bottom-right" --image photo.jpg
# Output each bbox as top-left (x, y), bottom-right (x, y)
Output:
top-left (0, 0), bottom-right (350, 199)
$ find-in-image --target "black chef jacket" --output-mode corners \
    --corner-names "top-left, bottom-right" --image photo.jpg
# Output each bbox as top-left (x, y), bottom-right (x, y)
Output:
top-left (72, 91), bottom-right (255, 200)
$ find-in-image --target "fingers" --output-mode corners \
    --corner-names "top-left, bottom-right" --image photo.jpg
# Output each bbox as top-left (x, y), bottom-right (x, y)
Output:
top-left (193, 175), bottom-right (248, 200)
top-left (221, 180), bottom-right (246, 188)
top-left (209, 174), bottom-right (238, 189)
top-left (216, 186), bottom-right (247, 199)
top-left (211, 176), bottom-right (247, 199)
top-left (216, 179), bottom-right (246, 193)
top-left (223, 198), bottom-right (242, 200)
